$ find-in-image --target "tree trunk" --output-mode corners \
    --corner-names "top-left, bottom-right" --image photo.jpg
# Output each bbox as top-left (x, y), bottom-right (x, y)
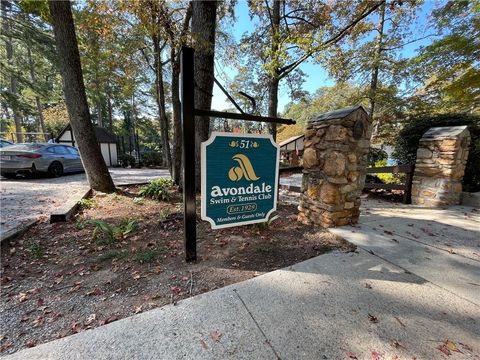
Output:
top-left (2, 0), bottom-right (23, 143)
top-left (107, 94), bottom-right (113, 132)
top-left (267, 0), bottom-right (281, 141)
top-left (48, 0), bottom-right (115, 192)
top-left (192, 0), bottom-right (218, 190)
top-left (369, 0), bottom-right (386, 137)
top-left (27, 45), bottom-right (48, 141)
top-left (268, 76), bottom-right (279, 140)
top-left (152, 35), bottom-right (172, 170)
top-left (169, 3), bottom-right (191, 186)
top-left (171, 48), bottom-right (182, 185)
top-left (97, 103), bottom-right (103, 127)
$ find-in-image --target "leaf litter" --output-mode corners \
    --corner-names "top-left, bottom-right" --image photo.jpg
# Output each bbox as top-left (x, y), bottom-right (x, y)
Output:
top-left (0, 186), bottom-right (353, 355)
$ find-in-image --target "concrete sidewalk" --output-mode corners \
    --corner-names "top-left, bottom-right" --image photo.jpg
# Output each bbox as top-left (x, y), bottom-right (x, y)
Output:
top-left (329, 198), bottom-right (480, 305)
top-left (6, 248), bottom-right (479, 359)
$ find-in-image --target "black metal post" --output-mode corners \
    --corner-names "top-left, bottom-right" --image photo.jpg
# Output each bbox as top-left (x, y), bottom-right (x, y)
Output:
top-left (181, 47), bottom-right (197, 262)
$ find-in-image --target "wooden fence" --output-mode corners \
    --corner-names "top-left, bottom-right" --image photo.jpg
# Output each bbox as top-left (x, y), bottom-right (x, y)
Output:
top-left (364, 164), bottom-right (414, 204)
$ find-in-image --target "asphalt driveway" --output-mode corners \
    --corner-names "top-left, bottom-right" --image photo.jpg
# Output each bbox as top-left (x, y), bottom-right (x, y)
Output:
top-left (0, 168), bottom-right (170, 240)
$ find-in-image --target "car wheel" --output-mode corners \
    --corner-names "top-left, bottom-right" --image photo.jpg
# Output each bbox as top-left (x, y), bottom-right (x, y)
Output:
top-left (48, 161), bottom-right (63, 178)
top-left (1, 173), bottom-right (17, 179)
top-left (25, 164), bottom-right (37, 179)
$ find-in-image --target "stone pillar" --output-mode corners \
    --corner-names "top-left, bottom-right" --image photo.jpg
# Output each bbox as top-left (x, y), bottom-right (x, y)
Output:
top-left (298, 106), bottom-right (371, 227)
top-left (412, 126), bottom-right (470, 207)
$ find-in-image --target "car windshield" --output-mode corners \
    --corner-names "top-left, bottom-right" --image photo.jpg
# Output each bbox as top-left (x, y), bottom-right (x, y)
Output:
top-left (2, 143), bottom-right (45, 151)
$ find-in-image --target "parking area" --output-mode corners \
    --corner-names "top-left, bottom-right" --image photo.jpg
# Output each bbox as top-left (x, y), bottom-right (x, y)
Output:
top-left (0, 168), bottom-right (169, 240)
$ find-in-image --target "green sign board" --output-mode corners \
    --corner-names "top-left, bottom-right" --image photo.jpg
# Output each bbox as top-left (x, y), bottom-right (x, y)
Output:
top-left (201, 132), bottom-right (280, 229)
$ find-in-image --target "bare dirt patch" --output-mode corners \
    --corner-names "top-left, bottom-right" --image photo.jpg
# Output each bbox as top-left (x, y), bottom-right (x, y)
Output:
top-left (0, 186), bottom-right (354, 354)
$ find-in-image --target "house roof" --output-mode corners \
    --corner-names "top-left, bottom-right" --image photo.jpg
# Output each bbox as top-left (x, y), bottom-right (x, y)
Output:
top-left (56, 124), bottom-right (117, 144)
top-left (94, 127), bottom-right (117, 143)
top-left (279, 134), bottom-right (304, 147)
top-left (309, 105), bottom-right (367, 123)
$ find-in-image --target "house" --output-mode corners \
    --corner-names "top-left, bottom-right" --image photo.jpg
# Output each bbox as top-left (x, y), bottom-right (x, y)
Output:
top-left (56, 124), bottom-right (118, 166)
top-left (279, 134), bottom-right (304, 166)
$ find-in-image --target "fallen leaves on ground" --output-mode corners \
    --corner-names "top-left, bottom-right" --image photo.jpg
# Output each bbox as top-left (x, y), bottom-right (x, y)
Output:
top-left (24, 340), bottom-right (35, 348)
top-left (71, 321), bottom-right (82, 333)
top-left (99, 315), bottom-right (118, 326)
top-left (371, 351), bottom-right (381, 360)
top-left (200, 339), bottom-right (208, 350)
top-left (32, 316), bottom-right (44, 328)
top-left (345, 351), bottom-right (358, 359)
top-left (86, 287), bottom-right (104, 296)
top-left (210, 330), bottom-right (222, 343)
top-left (390, 340), bottom-right (402, 349)
top-left (84, 314), bottom-right (96, 326)
top-left (438, 339), bottom-right (463, 355)
top-left (0, 342), bottom-right (13, 352)
top-left (437, 344), bottom-right (451, 356)
top-left (368, 314), bottom-right (378, 323)
top-left (170, 286), bottom-right (182, 295)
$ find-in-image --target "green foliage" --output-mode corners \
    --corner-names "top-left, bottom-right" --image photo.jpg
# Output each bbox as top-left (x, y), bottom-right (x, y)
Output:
top-left (139, 178), bottom-right (174, 201)
top-left (255, 214), bottom-right (279, 231)
top-left (118, 218), bottom-right (139, 236)
top-left (28, 243), bottom-right (43, 258)
top-left (373, 160), bottom-right (397, 184)
top-left (159, 207), bottom-right (172, 221)
top-left (132, 197), bottom-right (145, 205)
top-left (410, 1), bottom-right (479, 113)
top-left (393, 113), bottom-right (480, 192)
top-left (43, 104), bottom-right (69, 139)
top-left (89, 220), bottom-right (117, 244)
top-left (279, 83), bottom-right (367, 140)
top-left (141, 151), bottom-right (163, 167)
top-left (118, 154), bottom-right (136, 168)
top-left (134, 249), bottom-right (161, 264)
top-left (97, 249), bottom-right (129, 262)
top-left (75, 217), bottom-right (86, 230)
top-left (89, 218), bottom-right (139, 244)
top-left (78, 198), bottom-right (96, 209)
top-left (367, 148), bottom-right (388, 167)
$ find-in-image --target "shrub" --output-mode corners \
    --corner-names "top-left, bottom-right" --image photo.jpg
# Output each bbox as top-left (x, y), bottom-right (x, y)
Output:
top-left (141, 152), bottom-right (163, 167)
top-left (89, 218), bottom-right (139, 244)
top-left (28, 243), bottom-right (44, 258)
top-left (134, 249), bottom-right (160, 264)
top-left (373, 160), bottom-right (403, 185)
top-left (78, 198), bottom-right (96, 209)
top-left (118, 218), bottom-right (139, 236)
top-left (89, 220), bottom-right (117, 244)
top-left (392, 113), bottom-right (480, 192)
top-left (367, 147), bottom-right (388, 167)
top-left (118, 154), bottom-right (136, 168)
top-left (139, 178), bottom-right (174, 201)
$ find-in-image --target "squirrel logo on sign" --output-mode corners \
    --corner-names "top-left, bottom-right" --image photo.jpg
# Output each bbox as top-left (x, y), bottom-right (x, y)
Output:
top-left (228, 154), bottom-right (260, 181)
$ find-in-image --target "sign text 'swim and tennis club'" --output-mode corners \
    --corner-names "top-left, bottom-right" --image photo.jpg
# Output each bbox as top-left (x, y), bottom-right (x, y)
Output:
top-left (201, 133), bottom-right (280, 229)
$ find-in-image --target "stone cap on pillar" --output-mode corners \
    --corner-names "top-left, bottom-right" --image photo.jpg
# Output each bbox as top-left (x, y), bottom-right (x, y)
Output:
top-left (308, 105), bottom-right (368, 125)
top-left (422, 125), bottom-right (469, 140)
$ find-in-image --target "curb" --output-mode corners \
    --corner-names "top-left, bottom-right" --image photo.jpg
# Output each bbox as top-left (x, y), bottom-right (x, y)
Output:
top-left (50, 189), bottom-right (92, 223)
top-left (0, 219), bottom-right (38, 243)
top-left (49, 181), bottom-right (157, 224)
